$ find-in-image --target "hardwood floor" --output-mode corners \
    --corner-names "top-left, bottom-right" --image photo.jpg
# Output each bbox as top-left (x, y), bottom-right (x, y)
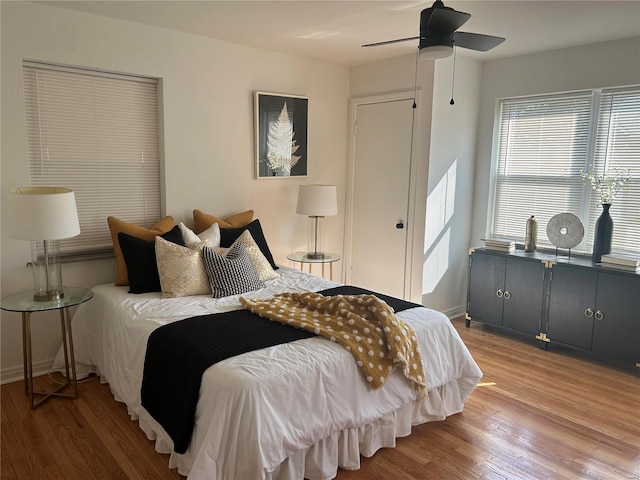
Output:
top-left (2, 318), bottom-right (638, 479)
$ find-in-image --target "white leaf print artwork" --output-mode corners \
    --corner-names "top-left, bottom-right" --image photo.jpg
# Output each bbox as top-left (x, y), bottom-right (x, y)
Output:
top-left (266, 103), bottom-right (301, 175)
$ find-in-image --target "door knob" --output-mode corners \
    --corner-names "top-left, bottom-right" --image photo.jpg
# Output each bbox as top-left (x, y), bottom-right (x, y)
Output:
top-left (396, 221), bottom-right (404, 229)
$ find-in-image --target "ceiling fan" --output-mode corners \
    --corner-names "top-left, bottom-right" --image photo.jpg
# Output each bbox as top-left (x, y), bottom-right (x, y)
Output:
top-left (363, 0), bottom-right (505, 59)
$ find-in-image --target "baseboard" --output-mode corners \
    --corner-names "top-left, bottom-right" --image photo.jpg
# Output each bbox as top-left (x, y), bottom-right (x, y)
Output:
top-left (441, 305), bottom-right (466, 320)
top-left (1, 358), bottom-right (52, 385)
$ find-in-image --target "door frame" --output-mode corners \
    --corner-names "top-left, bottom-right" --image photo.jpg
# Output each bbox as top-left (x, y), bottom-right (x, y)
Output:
top-left (344, 90), bottom-right (423, 301)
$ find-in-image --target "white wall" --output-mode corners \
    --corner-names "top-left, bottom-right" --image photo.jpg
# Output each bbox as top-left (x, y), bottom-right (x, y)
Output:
top-left (423, 55), bottom-right (481, 316)
top-left (0, 1), bottom-right (350, 382)
top-left (470, 37), bottom-right (640, 248)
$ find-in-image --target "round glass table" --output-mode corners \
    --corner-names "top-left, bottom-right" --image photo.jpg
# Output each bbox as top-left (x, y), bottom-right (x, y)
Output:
top-left (286, 252), bottom-right (340, 280)
top-left (0, 287), bottom-right (93, 409)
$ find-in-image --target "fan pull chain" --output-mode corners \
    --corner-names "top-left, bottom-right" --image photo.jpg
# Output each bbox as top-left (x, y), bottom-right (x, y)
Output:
top-left (450, 46), bottom-right (457, 105)
top-left (412, 47), bottom-right (419, 109)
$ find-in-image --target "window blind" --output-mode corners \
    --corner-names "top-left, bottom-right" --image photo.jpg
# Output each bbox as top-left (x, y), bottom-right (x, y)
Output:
top-left (588, 88), bottom-right (640, 253)
top-left (23, 62), bottom-right (161, 254)
top-left (491, 87), bottom-right (640, 255)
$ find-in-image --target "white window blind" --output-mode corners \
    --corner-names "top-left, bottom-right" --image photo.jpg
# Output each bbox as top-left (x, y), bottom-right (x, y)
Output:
top-left (23, 62), bottom-right (161, 255)
top-left (491, 87), bottom-right (640, 255)
top-left (588, 88), bottom-right (640, 254)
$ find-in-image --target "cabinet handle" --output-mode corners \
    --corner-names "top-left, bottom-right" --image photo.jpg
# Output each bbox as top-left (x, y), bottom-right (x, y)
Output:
top-left (503, 291), bottom-right (511, 300)
top-left (584, 308), bottom-right (594, 317)
top-left (496, 289), bottom-right (504, 298)
top-left (594, 310), bottom-right (604, 320)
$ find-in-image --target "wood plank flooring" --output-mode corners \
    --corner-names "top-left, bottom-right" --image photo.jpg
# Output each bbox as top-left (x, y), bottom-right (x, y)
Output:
top-left (2, 318), bottom-right (638, 479)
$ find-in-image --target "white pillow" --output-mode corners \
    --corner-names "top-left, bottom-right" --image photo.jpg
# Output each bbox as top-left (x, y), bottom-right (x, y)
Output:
top-left (223, 230), bottom-right (280, 282)
top-left (155, 236), bottom-right (211, 298)
top-left (179, 221), bottom-right (220, 248)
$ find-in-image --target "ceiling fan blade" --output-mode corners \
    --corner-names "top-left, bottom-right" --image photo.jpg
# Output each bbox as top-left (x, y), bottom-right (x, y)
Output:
top-left (421, 4), bottom-right (470, 33)
top-left (362, 36), bottom-right (419, 48)
top-left (453, 31), bottom-right (505, 51)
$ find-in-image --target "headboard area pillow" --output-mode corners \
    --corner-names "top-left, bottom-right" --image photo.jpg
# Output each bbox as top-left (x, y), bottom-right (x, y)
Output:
top-left (155, 237), bottom-right (211, 298)
top-left (219, 219), bottom-right (278, 270)
top-left (179, 222), bottom-right (220, 248)
top-left (193, 209), bottom-right (253, 234)
top-left (108, 216), bottom-right (174, 286)
top-left (202, 243), bottom-right (265, 298)
top-left (118, 225), bottom-right (184, 294)
top-left (216, 230), bottom-right (279, 282)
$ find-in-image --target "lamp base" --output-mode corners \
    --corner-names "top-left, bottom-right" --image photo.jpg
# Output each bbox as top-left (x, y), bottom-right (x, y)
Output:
top-left (34, 290), bottom-right (64, 302)
top-left (305, 252), bottom-right (326, 260)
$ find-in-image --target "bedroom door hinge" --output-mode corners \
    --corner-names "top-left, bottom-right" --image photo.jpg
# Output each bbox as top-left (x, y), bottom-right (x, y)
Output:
top-left (353, 121), bottom-right (358, 135)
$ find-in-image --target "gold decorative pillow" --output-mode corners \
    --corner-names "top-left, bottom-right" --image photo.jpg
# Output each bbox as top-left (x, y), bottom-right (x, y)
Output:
top-left (107, 216), bottom-right (174, 286)
top-left (216, 230), bottom-right (280, 282)
top-left (193, 209), bottom-right (253, 234)
top-left (155, 236), bottom-right (211, 298)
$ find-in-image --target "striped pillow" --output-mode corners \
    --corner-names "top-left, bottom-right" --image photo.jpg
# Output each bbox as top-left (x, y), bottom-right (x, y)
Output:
top-left (202, 243), bottom-right (265, 298)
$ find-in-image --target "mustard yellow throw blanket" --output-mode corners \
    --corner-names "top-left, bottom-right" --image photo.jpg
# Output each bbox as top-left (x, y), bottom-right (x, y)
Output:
top-left (240, 292), bottom-right (427, 397)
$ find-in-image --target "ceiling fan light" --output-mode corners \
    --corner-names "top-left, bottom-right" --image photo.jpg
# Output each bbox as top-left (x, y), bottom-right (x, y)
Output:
top-left (419, 44), bottom-right (453, 59)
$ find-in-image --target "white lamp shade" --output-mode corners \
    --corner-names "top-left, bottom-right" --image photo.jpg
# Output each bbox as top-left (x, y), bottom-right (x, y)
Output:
top-left (296, 184), bottom-right (337, 217)
top-left (7, 187), bottom-right (81, 240)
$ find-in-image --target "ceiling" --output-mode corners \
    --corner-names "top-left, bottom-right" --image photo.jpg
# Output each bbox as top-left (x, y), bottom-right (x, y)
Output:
top-left (39, 1), bottom-right (640, 65)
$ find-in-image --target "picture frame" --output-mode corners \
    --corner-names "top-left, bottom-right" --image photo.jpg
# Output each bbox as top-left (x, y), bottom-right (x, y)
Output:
top-left (254, 92), bottom-right (308, 178)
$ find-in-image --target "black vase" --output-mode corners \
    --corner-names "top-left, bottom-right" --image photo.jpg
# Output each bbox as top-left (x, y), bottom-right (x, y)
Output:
top-left (592, 203), bottom-right (613, 263)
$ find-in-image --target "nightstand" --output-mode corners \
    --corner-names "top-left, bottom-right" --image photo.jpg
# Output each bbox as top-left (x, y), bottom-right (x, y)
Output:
top-left (287, 252), bottom-right (340, 280)
top-left (0, 287), bottom-right (93, 409)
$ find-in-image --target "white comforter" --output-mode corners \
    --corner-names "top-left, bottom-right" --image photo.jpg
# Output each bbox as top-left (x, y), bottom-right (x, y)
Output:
top-left (55, 268), bottom-right (482, 480)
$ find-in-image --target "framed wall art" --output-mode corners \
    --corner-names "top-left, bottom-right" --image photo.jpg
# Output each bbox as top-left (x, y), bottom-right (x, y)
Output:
top-left (254, 92), bottom-right (308, 178)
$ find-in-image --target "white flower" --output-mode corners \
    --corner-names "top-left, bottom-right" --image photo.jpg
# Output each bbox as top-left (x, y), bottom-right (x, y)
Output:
top-left (580, 167), bottom-right (631, 204)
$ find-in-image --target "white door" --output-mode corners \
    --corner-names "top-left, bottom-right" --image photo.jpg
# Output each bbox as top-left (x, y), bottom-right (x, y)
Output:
top-left (347, 95), bottom-right (416, 299)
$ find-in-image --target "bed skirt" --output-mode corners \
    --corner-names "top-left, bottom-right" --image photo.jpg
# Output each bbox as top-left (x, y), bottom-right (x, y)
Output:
top-left (123, 375), bottom-right (473, 480)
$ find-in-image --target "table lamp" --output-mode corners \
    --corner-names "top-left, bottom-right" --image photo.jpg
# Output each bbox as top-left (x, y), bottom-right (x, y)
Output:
top-left (296, 184), bottom-right (337, 259)
top-left (7, 187), bottom-right (81, 301)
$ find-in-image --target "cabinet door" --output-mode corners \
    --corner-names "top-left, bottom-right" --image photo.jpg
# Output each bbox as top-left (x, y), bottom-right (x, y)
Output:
top-left (502, 258), bottom-right (545, 335)
top-left (468, 252), bottom-right (505, 325)
top-left (547, 264), bottom-right (597, 349)
top-left (592, 273), bottom-right (640, 364)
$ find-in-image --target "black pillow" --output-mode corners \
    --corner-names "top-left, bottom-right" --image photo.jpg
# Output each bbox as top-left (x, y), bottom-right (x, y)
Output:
top-left (118, 225), bottom-right (185, 294)
top-left (219, 219), bottom-right (278, 270)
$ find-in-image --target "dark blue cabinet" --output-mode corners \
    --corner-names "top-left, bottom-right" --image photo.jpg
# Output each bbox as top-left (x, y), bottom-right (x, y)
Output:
top-left (467, 251), bottom-right (544, 335)
top-left (467, 248), bottom-right (640, 367)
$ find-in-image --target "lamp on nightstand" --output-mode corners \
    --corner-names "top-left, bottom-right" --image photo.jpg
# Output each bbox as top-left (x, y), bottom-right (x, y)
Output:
top-left (296, 184), bottom-right (337, 259)
top-left (7, 187), bottom-right (81, 301)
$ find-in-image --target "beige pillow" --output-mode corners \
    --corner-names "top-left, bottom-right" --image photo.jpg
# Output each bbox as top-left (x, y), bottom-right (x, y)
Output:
top-left (216, 230), bottom-right (279, 282)
top-left (107, 216), bottom-right (174, 286)
top-left (193, 209), bottom-right (253, 234)
top-left (155, 236), bottom-right (211, 298)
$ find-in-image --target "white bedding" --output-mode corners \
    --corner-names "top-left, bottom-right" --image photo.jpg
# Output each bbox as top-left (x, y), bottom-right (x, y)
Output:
top-left (55, 267), bottom-right (482, 479)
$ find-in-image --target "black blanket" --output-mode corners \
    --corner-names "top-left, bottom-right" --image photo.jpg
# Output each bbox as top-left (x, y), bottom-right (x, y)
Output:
top-left (141, 285), bottom-right (422, 454)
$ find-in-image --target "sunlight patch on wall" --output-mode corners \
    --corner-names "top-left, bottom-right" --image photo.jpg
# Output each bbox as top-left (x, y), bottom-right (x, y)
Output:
top-left (423, 227), bottom-right (451, 294)
top-left (423, 160), bottom-right (458, 295)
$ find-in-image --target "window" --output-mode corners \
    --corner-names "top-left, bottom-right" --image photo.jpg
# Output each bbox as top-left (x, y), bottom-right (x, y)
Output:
top-left (23, 62), bottom-right (161, 255)
top-left (490, 86), bottom-right (640, 255)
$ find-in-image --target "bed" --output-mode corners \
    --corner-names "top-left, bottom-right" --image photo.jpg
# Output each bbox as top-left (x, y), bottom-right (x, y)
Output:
top-left (54, 213), bottom-right (482, 479)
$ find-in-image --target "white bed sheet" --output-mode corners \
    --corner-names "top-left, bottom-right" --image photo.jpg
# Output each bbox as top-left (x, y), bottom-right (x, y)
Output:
top-left (55, 267), bottom-right (482, 480)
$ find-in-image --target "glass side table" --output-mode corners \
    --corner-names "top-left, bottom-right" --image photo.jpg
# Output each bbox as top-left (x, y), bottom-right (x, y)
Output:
top-left (286, 252), bottom-right (341, 281)
top-left (0, 287), bottom-right (93, 409)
